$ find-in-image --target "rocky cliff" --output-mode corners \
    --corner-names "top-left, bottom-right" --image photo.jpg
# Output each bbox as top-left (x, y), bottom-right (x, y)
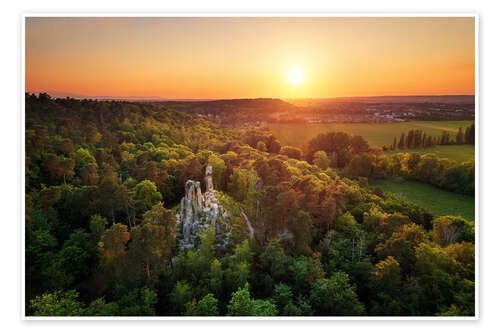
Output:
top-left (177, 165), bottom-right (231, 249)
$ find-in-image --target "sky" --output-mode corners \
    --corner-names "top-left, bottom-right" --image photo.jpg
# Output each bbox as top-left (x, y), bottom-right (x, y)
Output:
top-left (25, 17), bottom-right (475, 99)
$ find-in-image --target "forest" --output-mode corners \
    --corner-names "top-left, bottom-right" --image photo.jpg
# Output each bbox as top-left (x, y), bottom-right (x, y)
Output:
top-left (25, 94), bottom-right (475, 316)
top-left (385, 125), bottom-right (475, 151)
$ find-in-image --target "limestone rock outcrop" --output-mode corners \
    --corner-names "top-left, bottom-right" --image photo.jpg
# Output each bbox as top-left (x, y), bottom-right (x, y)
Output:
top-left (177, 165), bottom-right (230, 249)
top-left (205, 165), bottom-right (214, 191)
top-left (179, 180), bottom-right (203, 241)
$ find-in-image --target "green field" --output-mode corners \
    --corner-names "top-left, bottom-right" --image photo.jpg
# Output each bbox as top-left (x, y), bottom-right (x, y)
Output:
top-left (385, 145), bottom-right (475, 162)
top-left (372, 179), bottom-right (475, 221)
top-left (267, 120), bottom-right (474, 148)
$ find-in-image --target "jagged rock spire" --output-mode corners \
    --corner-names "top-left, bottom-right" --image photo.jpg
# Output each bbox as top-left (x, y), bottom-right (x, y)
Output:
top-left (205, 165), bottom-right (214, 191)
top-left (177, 165), bottom-right (229, 249)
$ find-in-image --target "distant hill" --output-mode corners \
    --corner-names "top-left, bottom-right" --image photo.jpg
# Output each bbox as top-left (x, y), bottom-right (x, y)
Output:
top-left (157, 98), bottom-right (296, 110)
top-left (150, 98), bottom-right (299, 124)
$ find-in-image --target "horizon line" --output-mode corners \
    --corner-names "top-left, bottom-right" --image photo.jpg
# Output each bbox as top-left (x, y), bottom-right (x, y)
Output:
top-left (26, 91), bottom-right (475, 102)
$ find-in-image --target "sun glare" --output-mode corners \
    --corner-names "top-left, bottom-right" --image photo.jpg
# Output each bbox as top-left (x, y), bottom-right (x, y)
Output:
top-left (287, 68), bottom-right (304, 86)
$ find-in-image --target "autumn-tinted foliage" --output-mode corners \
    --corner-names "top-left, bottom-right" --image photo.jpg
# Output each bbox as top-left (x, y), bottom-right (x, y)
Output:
top-left (25, 94), bottom-right (474, 316)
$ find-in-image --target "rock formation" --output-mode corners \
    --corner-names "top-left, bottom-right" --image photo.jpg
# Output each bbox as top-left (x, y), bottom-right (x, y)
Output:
top-left (177, 165), bottom-right (230, 249)
top-left (205, 165), bottom-right (214, 191)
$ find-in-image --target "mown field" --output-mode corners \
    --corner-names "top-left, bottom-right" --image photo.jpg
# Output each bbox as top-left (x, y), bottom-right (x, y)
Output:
top-left (371, 179), bottom-right (475, 221)
top-left (267, 120), bottom-right (474, 148)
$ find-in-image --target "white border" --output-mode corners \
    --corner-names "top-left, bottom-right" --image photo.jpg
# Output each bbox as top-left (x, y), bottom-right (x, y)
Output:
top-left (20, 13), bottom-right (479, 321)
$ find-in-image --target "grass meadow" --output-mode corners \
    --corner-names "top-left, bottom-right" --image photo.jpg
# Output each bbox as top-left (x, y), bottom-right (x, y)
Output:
top-left (267, 120), bottom-right (475, 162)
top-left (372, 179), bottom-right (475, 221)
top-left (267, 120), bottom-right (474, 148)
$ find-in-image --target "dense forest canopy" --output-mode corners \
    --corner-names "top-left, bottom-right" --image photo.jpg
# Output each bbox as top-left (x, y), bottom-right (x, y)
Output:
top-left (25, 94), bottom-right (475, 316)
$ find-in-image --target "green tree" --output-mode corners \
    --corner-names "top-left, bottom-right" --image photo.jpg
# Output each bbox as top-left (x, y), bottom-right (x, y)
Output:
top-left (89, 214), bottom-right (107, 243)
top-left (186, 293), bottom-right (219, 316)
top-left (117, 287), bottom-right (158, 316)
top-left (256, 141), bottom-right (268, 152)
top-left (309, 273), bottom-right (365, 316)
top-left (227, 283), bottom-right (278, 316)
top-left (207, 154), bottom-right (225, 189)
top-left (235, 239), bottom-right (254, 263)
top-left (398, 132), bottom-right (406, 150)
top-left (209, 258), bottom-right (223, 297)
top-left (85, 298), bottom-right (119, 316)
top-left (228, 168), bottom-right (248, 202)
top-left (30, 290), bottom-right (84, 316)
top-left (128, 219), bottom-right (173, 283)
top-left (375, 223), bottom-right (429, 275)
top-left (272, 283), bottom-right (293, 314)
top-left (169, 281), bottom-right (193, 315)
top-left (39, 185), bottom-right (62, 210)
top-left (134, 180), bottom-right (162, 213)
top-left (73, 148), bottom-right (98, 185)
top-left (99, 223), bottom-right (130, 281)
top-left (289, 210), bottom-right (312, 255)
top-left (266, 137), bottom-right (281, 154)
top-left (456, 127), bottom-right (464, 144)
top-left (415, 242), bottom-right (474, 316)
top-left (369, 256), bottom-right (404, 315)
top-left (280, 146), bottom-right (302, 160)
top-left (96, 165), bottom-right (129, 222)
top-left (289, 256), bottom-right (325, 294)
top-left (142, 203), bottom-right (177, 235)
top-left (350, 135), bottom-right (370, 153)
top-left (372, 256), bottom-right (402, 294)
top-left (245, 169), bottom-right (262, 222)
top-left (259, 238), bottom-right (291, 283)
top-left (312, 151), bottom-right (330, 170)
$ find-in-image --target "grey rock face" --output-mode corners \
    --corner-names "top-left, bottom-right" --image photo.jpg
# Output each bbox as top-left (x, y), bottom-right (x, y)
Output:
top-left (205, 165), bottom-right (214, 191)
top-left (179, 180), bottom-right (204, 241)
top-left (177, 165), bottom-right (230, 249)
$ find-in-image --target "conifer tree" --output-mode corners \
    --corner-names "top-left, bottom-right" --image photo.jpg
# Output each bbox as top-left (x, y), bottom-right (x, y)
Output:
top-left (397, 133), bottom-right (406, 150)
top-left (456, 127), bottom-right (464, 144)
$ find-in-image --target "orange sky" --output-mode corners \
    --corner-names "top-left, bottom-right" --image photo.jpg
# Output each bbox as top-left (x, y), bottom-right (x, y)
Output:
top-left (25, 17), bottom-right (475, 99)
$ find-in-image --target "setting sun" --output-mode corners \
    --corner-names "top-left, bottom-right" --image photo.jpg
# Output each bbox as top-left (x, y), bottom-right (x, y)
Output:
top-left (25, 17), bottom-right (474, 98)
top-left (23, 15), bottom-right (477, 319)
top-left (287, 68), bottom-right (304, 86)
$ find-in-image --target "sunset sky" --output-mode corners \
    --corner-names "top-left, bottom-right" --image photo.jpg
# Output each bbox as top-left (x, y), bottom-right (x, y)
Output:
top-left (25, 17), bottom-right (475, 99)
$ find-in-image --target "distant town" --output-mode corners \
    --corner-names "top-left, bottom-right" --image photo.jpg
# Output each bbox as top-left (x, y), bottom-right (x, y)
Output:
top-left (150, 95), bottom-right (475, 125)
